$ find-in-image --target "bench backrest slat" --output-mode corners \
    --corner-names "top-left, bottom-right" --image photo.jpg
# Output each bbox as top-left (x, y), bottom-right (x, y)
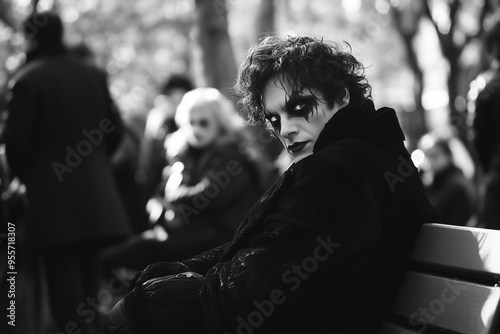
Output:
top-left (381, 223), bottom-right (500, 334)
top-left (411, 223), bottom-right (500, 279)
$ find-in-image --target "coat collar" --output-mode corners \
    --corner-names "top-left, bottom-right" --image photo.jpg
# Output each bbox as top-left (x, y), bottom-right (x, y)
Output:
top-left (314, 99), bottom-right (406, 153)
top-left (222, 100), bottom-right (406, 260)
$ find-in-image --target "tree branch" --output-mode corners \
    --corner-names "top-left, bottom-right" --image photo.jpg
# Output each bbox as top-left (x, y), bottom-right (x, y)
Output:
top-left (423, 0), bottom-right (451, 58)
top-left (448, 0), bottom-right (461, 44)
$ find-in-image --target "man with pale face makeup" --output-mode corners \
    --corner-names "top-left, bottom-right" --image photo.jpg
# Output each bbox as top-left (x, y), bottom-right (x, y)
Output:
top-left (104, 35), bottom-right (440, 334)
top-left (263, 80), bottom-right (350, 163)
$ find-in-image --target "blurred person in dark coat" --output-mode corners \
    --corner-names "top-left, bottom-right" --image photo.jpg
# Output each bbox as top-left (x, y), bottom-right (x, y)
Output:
top-left (103, 35), bottom-right (440, 334)
top-left (2, 11), bottom-right (132, 332)
top-left (472, 19), bottom-right (500, 230)
top-left (69, 41), bottom-right (149, 234)
top-left (102, 88), bottom-right (265, 271)
top-left (418, 133), bottom-right (477, 226)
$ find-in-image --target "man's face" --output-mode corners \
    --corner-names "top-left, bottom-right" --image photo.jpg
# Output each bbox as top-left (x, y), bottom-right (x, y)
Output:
top-left (263, 77), bottom-right (349, 163)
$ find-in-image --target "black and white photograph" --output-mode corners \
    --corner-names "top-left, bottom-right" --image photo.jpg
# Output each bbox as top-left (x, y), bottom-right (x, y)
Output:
top-left (0, 1), bottom-right (499, 333)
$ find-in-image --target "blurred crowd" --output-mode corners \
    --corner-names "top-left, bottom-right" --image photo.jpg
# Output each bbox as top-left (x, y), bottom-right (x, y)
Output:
top-left (1, 10), bottom-right (500, 334)
top-left (0, 11), bottom-right (284, 334)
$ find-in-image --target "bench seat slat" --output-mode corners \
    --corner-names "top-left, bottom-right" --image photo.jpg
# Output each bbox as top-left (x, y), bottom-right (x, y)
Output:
top-left (411, 224), bottom-right (500, 278)
top-left (391, 271), bottom-right (500, 334)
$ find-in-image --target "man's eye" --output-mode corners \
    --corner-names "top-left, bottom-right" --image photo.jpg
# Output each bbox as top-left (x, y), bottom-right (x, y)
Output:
top-left (266, 115), bottom-right (280, 131)
top-left (294, 103), bottom-right (306, 111)
top-left (292, 103), bottom-right (313, 117)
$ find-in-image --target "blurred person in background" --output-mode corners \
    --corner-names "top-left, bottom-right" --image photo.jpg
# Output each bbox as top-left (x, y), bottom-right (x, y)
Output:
top-left (417, 132), bottom-right (477, 226)
top-left (159, 87), bottom-right (268, 238)
top-left (472, 19), bottom-right (500, 230)
top-left (103, 35), bottom-right (440, 334)
top-left (136, 74), bottom-right (194, 203)
top-left (68, 42), bottom-right (96, 66)
top-left (102, 87), bottom-right (265, 271)
top-left (2, 11), bottom-right (132, 332)
top-left (69, 41), bottom-right (149, 234)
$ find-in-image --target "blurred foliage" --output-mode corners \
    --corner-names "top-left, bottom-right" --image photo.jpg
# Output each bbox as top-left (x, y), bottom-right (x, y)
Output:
top-left (0, 0), bottom-right (497, 143)
top-left (0, 0), bottom-right (413, 117)
top-left (0, 0), bottom-right (195, 119)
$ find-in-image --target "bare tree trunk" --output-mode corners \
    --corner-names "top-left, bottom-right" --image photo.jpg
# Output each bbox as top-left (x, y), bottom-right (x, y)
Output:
top-left (0, 0), bottom-right (16, 29)
top-left (391, 4), bottom-right (427, 148)
top-left (32, 0), bottom-right (40, 12)
top-left (192, 0), bottom-right (237, 97)
top-left (255, 0), bottom-right (275, 41)
top-left (422, 0), bottom-right (491, 142)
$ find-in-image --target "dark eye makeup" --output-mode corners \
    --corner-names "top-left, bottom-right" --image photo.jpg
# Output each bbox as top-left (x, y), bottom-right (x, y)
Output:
top-left (264, 92), bottom-right (321, 134)
top-left (265, 114), bottom-right (281, 132)
top-left (289, 99), bottom-right (316, 120)
top-left (265, 97), bottom-right (316, 126)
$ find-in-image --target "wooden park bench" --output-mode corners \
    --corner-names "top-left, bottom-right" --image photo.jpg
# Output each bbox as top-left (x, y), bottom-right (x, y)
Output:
top-left (380, 223), bottom-right (500, 334)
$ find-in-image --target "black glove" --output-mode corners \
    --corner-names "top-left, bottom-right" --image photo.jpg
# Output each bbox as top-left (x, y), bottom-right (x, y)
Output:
top-left (128, 261), bottom-right (192, 291)
top-left (105, 272), bottom-right (205, 334)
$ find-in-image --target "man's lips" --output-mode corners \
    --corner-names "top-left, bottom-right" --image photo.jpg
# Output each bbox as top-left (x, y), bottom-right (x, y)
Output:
top-left (287, 141), bottom-right (308, 153)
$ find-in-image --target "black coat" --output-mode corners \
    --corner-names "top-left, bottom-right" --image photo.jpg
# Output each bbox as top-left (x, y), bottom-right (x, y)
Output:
top-left (173, 143), bottom-right (261, 224)
top-left (474, 69), bottom-right (500, 174)
top-left (424, 165), bottom-right (476, 226)
top-left (473, 69), bottom-right (500, 229)
top-left (161, 134), bottom-right (265, 257)
top-left (3, 49), bottom-right (132, 247)
top-left (121, 100), bottom-right (440, 333)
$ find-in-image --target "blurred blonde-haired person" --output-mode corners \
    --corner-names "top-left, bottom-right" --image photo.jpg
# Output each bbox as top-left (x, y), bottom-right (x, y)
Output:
top-left (102, 88), bottom-right (268, 271)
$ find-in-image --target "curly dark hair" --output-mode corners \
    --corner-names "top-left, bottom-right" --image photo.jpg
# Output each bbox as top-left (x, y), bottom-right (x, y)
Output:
top-left (233, 35), bottom-right (372, 125)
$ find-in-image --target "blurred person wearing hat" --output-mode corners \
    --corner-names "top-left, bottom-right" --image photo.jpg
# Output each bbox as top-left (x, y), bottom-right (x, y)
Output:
top-left (3, 11), bottom-right (132, 332)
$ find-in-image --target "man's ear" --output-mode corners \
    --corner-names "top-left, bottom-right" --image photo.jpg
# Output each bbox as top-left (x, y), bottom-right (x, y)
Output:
top-left (337, 88), bottom-right (350, 109)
